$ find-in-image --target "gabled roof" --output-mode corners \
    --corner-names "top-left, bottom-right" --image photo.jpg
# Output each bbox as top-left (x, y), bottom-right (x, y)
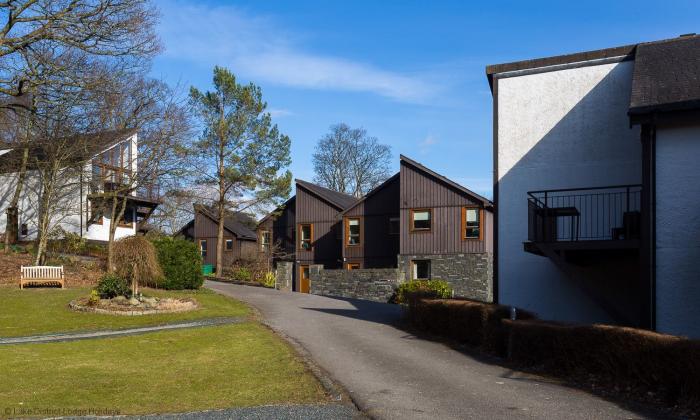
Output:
top-left (295, 179), bottom-right (358, 210)
top-left (0, 128), bottom-right (137, 174)
top-left (400, 155), bottom-right (493, 208)
top-left (193, 204), bottom-right (257, 241)
top-left (257, 195), bottom-right (296, 226)
top-left (339, 172), bottom-right (400, 217)
top-left (629, 35), bottom-right (700, 116)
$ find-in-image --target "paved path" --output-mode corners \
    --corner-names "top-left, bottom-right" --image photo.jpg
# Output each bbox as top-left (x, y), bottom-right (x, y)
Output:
top-left (207, 281), bottom-right (670, 420)
top-left (0, 317), bottom-right (244, 345)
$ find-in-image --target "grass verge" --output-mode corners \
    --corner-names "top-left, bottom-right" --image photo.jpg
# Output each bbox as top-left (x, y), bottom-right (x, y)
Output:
top-left (0, 287), bottom-right (249, 337)
top-left (0, 323), bottom-right (327, 416)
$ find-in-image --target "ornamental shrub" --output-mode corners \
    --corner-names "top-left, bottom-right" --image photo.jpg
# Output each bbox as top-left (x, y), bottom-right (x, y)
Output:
top-left (231, 266), bottom-right (252, 282)
top-left (262, 272), bottom-right (276, 288)
top-left (396, 279), bottom-right (453, 304)
top-left (113, 236), bottom-right (163, 294)
top-left (96, 273), bottom-right (130, 299)
top-left (150, 236), bottom-right (203, 290)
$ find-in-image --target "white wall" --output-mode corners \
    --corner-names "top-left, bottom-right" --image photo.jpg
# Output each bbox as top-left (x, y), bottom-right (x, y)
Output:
top-left (655, 123), bottom-right (700, 338)
top-left (496, 60), bottom-right (641, 322)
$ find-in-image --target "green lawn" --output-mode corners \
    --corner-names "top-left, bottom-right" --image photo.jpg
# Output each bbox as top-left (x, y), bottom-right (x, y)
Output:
top-left (0, 324), bottom-right (327, 416)
top-left (0, 287), bottom-right (249, 337)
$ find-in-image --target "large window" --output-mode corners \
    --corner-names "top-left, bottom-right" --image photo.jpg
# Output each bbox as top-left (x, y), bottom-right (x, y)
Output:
top-left (346, 217), bottom-right (361, 246)
top-left (389, 216), bottom-right (400, 235)
top-left (411, 260), bottom-right (431, 280)
top-left (462, 207), bottom-right (482, 240)
top-left (410, 209), bottom-right (432, 231)
top-left (199, 240), bottom-right (207, 258)
top-left (299, 224), bottom-right (313, 250)
top-left (260, 230), bottom-right (270, 251)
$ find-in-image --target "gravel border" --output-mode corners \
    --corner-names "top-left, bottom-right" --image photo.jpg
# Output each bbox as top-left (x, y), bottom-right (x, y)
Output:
top-left (0, 317), bottom-right (244, 345)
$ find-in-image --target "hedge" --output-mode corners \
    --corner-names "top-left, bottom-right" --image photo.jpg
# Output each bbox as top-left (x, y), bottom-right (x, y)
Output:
top-left (406, 297), bottom-right (700, 410)
top-left (150, 237), bottom-right (203, 290)
top-left (506, 319), bottom-right (700, 407)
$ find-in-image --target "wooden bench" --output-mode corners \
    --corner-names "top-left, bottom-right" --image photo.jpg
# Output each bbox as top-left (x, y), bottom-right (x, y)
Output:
top-left (20, 266), bottom-right (65, 289)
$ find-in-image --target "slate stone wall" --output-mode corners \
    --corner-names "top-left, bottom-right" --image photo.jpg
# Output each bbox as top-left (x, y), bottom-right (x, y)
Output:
top-left (309, 267), bottom-right (402, 303)
top-left (275, 261), bottom-right (293, 292)
top-left (398, 253), bottom-right (493, 302)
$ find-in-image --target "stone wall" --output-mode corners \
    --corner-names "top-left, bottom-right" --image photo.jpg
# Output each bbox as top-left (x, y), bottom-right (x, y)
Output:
top-left (275, 261), bottom-right (293, 292)
top-left (309, 266), bottom-right (402, 303)
top-left (398, 253), bottom-right (493, 302)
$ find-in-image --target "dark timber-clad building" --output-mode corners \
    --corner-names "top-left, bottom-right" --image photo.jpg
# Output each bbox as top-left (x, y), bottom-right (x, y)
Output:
top-left (256, 196), bottom-right (296, 263)
top-left (295, 179), bottom-right (358, 292)
top-left (398, 155), bottom-right (494, 301)
top-left (178, 204), bottom-right (257, 269)
top-left (339, 173), bottom-right (400, 269)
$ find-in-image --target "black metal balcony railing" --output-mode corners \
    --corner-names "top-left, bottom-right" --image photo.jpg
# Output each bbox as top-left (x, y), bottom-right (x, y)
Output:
top-left (527, 185), bottom-right (642, 242)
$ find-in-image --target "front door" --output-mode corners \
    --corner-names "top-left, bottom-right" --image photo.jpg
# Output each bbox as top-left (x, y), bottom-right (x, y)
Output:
top-left (299, 265), bottom-right (310, 293)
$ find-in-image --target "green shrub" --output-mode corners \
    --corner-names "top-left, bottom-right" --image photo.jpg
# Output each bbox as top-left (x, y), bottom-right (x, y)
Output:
top-left (231, 266), bottom-right (252, 282)
top-left (150, 237), bottom-right (203, 290)
top-left (262, 272), bottom-right (276, 288)
top-left (396, 279), bottom-right (452, 303)
top-left (96, 273), bottom-right (130, 299)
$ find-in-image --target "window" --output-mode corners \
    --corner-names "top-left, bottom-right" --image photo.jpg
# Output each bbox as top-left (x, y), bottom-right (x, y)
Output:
top-left (260, 230), bottom-right (270, 251)
top-left (346, 262), bottom-right (360, 270)
top-left (199, 240), bottom-right (207, 257)
top-left (346, 217), bottom-right (361, 246)
top-left (389, 216), bottom-right (399, 235)
top-left (299, 224), bottom-right (313, 250)
top-left (462, 207), bottom-right (482, 240)
top-left (225, 239), bottom-right (233, 251)
top-left (411, 260), bottom-right (431, 280)
top-left (20, 223), bottom-right (28, 236)
top-left (410, 209), bottom-right (431, 231)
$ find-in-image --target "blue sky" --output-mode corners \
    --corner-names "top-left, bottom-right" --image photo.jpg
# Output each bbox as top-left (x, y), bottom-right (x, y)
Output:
top-left (151, 0), bottom-right (700, 198)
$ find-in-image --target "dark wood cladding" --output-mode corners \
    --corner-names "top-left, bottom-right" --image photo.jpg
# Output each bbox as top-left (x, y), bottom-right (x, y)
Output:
top-left (400, 160), bottom-right (493, 255)
top-left (257, 197), bottom-right (296, 261)
top-left (194, 212), bottom-right (255, 266)
top-left (296, 185), bottom-right (343, 268)
top-left (343, 175), bottom-right (400, 268)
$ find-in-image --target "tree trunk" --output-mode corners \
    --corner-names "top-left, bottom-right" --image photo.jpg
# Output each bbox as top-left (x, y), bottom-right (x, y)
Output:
top-left (215, 106), bottom-right (226, 277)
top-left (4, 147), bottom-right (29, 252)
top-left (106, 196), bottom-right (128, 272)
top-left (34, 169), bottom-right (56, 266)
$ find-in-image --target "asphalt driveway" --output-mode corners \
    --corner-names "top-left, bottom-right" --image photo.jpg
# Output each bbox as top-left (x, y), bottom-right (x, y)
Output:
top-left (206, 281), bottom-right (667, 420)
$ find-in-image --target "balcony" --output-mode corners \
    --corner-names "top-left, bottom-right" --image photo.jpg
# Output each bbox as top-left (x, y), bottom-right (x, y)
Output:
top-left (525, 185), bottom-right (642, 257)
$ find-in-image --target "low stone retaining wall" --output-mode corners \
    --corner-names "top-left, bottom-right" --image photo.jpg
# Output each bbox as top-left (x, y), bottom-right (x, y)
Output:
top-left (309, 266), bottom-right (401, 303)
top-left (275, 261), bottom-right (293, 292)
top-left (398, 253), bottom-right (493, 302)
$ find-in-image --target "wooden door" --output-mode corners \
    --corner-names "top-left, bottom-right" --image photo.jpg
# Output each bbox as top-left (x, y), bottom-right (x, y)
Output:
top-left (299, 265), bottom-right (310, 293)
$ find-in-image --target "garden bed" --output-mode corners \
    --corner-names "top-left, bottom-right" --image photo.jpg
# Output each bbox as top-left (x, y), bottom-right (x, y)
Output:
top-left (69, 295), bottom-right (199, 316)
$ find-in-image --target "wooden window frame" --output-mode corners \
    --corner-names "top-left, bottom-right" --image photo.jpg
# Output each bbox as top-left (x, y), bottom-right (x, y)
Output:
top-left (344, 216), bottom-right (362, 247)
top-left (388, 216), bottom-right (400, 235)
top-left (346, 262), bottom-right (361, 270)
top-left (461, 206), bottom-right (483, 241)
top-left (297, 223), bottom-right (314, 251)
top-left (411, 259), bottom-right (431, 280)
top-left (409, 208), bottom-right (432, 232)
top-left (199, 239), bottom-right (207, 258)
top-left (225, 239), bottom-right (234, 252)
top-left (259, 230), bottom-right (270, 252)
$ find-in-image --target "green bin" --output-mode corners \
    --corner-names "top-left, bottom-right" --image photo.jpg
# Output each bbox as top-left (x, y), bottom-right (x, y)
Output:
top-left (202, 264), bottom-right (214, 276)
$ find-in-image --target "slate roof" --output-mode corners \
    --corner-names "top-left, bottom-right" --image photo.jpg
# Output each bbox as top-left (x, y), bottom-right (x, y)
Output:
top-left (0, 128), bottom-right (137, 173)
top-left (629, 35), bottom-right (700, 115)
top-left (400, 155), bottom-right (493, 208)
top-left (295, 179), bottom-right (358, 210)
top-left (193, 204), bottom-right (258, 241)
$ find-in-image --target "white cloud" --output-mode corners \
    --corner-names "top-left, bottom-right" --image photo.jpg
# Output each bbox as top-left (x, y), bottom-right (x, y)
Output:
top-left (157, 1), bottom-right (438, 103)
top-left (267, 108), bottom-right (294, 118)
top-left (419, 134), bottom-right (438, 154)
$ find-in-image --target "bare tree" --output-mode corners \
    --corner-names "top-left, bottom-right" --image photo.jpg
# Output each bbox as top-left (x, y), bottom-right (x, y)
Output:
top-left (312, 123), bottom-right (392, 197)
top-left (0, 0), bottom-right (161, 252)
top-left (188, 66), bottom-right (292, 277)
